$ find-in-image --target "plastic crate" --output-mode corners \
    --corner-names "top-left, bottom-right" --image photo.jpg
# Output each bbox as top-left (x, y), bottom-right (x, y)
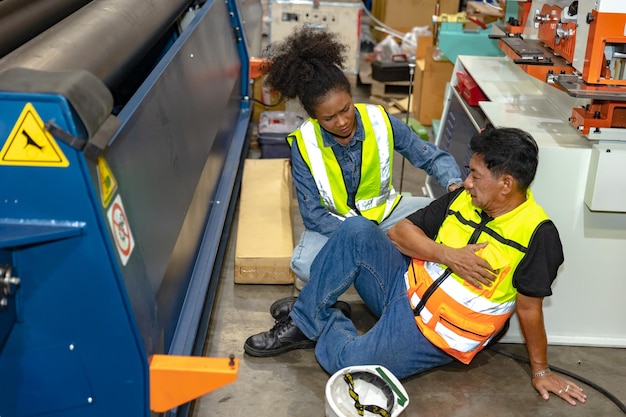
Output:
top-left (371, 59), bottom-right (411, 82)
top-left (258, 111), bottom-right (305, 159)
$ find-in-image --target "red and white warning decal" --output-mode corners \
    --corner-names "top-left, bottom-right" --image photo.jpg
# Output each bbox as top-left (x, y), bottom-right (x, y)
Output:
top-left (106, 194), bottom-right (135, 266)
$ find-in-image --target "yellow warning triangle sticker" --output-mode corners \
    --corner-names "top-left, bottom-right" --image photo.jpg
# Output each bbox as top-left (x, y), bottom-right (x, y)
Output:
top-left (97, 155), bottom-right (118, 208)
top-left (0, 103), bottom-right (70, 167)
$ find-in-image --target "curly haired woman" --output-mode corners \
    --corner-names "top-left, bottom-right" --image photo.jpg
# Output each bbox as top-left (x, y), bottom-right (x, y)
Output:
top-left (261, 26), bottom-right (462, 290)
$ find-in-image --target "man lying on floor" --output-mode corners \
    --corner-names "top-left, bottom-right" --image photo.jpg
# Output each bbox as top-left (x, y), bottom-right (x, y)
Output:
top-left (244, 126), bottom-right (586, 406)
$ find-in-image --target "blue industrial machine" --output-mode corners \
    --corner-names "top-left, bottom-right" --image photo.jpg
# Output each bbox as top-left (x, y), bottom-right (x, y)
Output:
top-left (0, 0), bottom-right (261, 415)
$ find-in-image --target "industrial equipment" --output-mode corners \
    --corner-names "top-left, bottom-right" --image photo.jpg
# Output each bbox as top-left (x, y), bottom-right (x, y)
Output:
top-left (0, 0), bottom-right (95, 57)
top-left (268, 0), bottom-right (363, 74)
top-left (0, 0), bottom-right (262, 415)
top-left (498, 0), bottom-right (626, 139)
top-left (429, 0), bottom-right (626, 347)
top-left (432, 0), bottom-right (517, 63)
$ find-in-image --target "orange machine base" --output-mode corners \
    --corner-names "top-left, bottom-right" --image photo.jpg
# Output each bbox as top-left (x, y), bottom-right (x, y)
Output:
top-left (149, 354), bottom-right (239, 413)
top-left (571, 101), bottom-right (626, 135)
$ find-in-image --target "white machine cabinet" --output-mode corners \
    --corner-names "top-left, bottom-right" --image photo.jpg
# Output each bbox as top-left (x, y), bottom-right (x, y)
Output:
top-left (433, 55), bottom-right (626, 347)
top-left (268, 0), bottom-right (361, 74)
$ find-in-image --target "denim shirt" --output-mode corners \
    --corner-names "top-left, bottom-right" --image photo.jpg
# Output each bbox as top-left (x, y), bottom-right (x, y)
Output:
top-left (290, 106), bottom-right (462, 237)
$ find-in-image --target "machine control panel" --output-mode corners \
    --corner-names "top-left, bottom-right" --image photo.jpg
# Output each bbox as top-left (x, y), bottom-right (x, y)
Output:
top-left (269, 0), bottom-right (361, 73)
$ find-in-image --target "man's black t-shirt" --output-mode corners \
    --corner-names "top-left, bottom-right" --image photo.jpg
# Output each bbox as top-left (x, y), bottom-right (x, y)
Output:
top-left (405, 189), bottom-right (564, 297)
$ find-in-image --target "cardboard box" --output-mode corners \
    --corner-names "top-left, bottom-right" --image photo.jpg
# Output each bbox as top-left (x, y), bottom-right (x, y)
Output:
top-left (235, 159), bottom-right (294, 284)
top-left (371, 0), bottom-right (460, 40)
top-left (411, 37), bottom-right (454, 126)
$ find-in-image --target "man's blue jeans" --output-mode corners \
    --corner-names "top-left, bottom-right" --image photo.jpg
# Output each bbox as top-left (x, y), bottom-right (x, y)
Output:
top-left (290, 216), bottom-right (454, 379)
top-left (290, 196), bottom-right (433, 285)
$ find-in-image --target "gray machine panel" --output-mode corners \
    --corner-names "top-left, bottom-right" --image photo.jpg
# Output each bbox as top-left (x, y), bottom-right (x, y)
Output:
top-left (103, 0), bottom-right (245, 355)
top-left (427, 87), bottom-right (486, 198)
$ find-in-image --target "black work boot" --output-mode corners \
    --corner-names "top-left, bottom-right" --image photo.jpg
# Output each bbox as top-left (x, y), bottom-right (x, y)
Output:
top-left (244, 316), bottom-right (315, 357)
top-left (269, 296), bottom-right (298, 319)
top-left (270, 296), bottom-right (352, 320)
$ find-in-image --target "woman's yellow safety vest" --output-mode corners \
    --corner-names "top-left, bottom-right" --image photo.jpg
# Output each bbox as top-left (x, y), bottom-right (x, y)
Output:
top-left (287, 104), bottom-right (401, 223)
top-left (406, 190), bottom-right (550, 364)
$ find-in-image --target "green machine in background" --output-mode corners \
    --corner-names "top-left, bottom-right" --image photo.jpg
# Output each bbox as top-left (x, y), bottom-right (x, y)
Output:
top-left (434, 0), bottom-right (520, 63)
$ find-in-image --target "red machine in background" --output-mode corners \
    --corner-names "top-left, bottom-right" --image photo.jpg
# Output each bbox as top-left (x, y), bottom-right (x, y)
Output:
top-left (498, 0), bottom-right (625, 140)
top-left (430, 0), bottom-right (626, 350)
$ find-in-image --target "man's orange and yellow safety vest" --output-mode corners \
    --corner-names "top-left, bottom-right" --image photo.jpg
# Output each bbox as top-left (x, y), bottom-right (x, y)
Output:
top-left (405, 190), bottom-right (550, 364)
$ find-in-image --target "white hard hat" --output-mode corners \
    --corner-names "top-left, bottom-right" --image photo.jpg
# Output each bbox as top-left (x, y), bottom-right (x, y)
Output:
top-left (325, 365), bottom-right (409, 417)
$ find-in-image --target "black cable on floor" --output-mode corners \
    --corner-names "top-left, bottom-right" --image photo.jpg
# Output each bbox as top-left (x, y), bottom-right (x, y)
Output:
top-left (489, 344), bottom-right (626, 415)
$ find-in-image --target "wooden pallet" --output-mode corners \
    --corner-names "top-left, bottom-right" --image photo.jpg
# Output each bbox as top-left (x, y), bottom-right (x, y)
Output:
top-left (368, 95), bottom-right (411, 116)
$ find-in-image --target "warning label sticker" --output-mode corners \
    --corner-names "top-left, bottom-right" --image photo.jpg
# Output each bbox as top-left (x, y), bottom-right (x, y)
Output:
top-left (107, 194), bottom-right (135, 266)
top-left (0, 103), bottom-right (70, 167)
top-left (97, 156), bottom-right (118, 208)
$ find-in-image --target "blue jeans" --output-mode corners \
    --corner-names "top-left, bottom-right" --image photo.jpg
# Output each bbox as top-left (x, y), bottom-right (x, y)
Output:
top-left (290, 216), bottom-right (454, 379)
top-left (290, 196), bottom-right (433, 284)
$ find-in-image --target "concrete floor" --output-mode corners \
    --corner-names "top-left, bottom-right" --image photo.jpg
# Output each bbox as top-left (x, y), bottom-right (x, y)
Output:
top-left (191, 84), bottom-right (626, 416)
top-left (193, 202), bottom-right (626, 417)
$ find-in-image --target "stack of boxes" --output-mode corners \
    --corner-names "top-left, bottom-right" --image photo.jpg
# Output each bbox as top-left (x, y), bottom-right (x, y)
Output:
top-left (411, 35), bottom-right (455, 126)
top-left (370, 0), bottom-right (460, 40)
top-left (370, 0), bottom-right (460, 126)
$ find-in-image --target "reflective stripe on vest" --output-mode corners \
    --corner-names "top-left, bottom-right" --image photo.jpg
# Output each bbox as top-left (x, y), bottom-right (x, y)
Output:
top-left (406, 190), bottom-right (550, 364)
top-left (287, 104), bottom-right (400, 223)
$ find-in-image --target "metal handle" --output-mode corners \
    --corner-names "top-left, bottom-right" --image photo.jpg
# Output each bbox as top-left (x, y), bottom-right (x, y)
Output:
top-left (1, 265), bottom-right (20, 310)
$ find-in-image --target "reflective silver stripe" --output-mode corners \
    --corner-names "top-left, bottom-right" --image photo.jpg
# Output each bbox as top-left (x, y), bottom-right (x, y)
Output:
top-left (365, 105), bottom-right (392, 195)
top-left (356, 193), bottom-right (387, 210)
top-left (405, 263), bottom-right (515, 317)
top-left (383, 188), bottom-right (399, 217)
top-left (329, 210), bottom-right (358, 220)
top-left (405, 269), bottom-right (426, 311)
top-left (299, 121), bottom-right (338, 213)
top-left (424, 261), bottom-right (516, 315)
top-left (356, 187), bottom-right (398, 218)
top-left (418, 303), bottom-right (484, 353)
top-left (354, 105), bottom-right (394, 217)
top-left (434, 322), bottom-right (482, 352)
top-left (405, 271), bottom-right (492, 354)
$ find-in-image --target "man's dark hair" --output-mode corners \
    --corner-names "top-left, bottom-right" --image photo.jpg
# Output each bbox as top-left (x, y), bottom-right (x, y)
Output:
top-left (260, 26), bottom-right (351, 117)
top-left (470, 127), bottom-right (539, 191)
